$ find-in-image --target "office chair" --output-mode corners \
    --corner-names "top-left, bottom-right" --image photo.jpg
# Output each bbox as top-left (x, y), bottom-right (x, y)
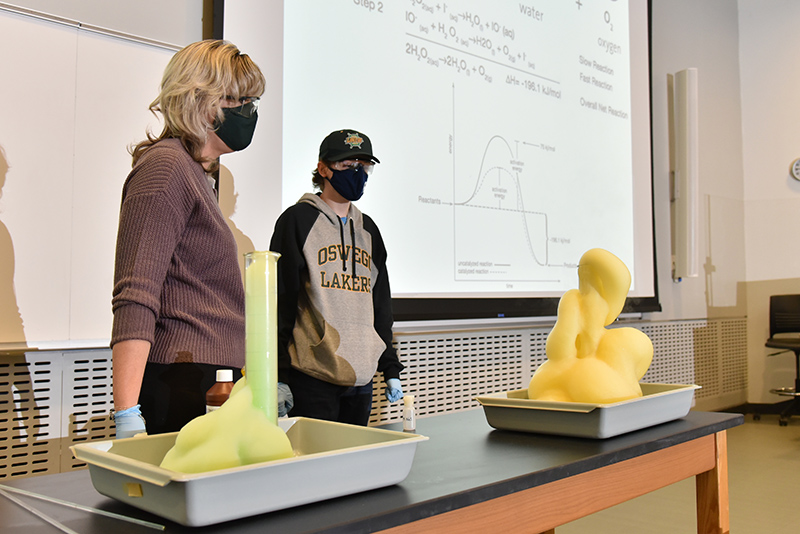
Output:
top-left (765, 294), bottom-right (800, 426)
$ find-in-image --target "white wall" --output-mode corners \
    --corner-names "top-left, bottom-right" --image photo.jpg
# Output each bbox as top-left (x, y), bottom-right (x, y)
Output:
top-left (738, 0), bottom-right (800, 403)
top-left (5, 0), bottom-right (798, 404)
top-left (739, 1), bottom-right (800, 281)
top-left (2, 0), bottom-right (749, 331)
top-left (220, 0), bottom-right (284, 252)
top-left (647, 0), bottom-right (746, 323)
top-left (0, 7), bottom-right (177, 347)
top-left (651, 0), bottom-right (800, 403)
top-left (5, 0), bottom-right (203, 45)
top-left (646, 1), bottom-right (800, 405)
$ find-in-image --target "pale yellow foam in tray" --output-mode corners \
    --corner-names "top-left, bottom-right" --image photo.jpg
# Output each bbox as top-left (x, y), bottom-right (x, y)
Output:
top-left (476, 383), bottom-right (700, 438)
top-left (479, 383), bottom-right (699, 412)
top-left (71, 417), bottom-right (428, 526)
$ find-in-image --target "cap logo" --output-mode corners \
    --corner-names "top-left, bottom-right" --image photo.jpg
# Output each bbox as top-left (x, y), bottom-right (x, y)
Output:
top-left (344, 133), bottom-right (364, 149)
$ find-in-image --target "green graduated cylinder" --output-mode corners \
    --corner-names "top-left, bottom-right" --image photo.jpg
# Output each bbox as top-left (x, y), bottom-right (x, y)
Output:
top-left (244, 250), bottom-right (281, 425)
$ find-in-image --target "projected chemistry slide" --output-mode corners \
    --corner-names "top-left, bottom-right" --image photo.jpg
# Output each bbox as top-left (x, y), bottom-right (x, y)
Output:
top-left (283, 0), bottom-right (641, 298)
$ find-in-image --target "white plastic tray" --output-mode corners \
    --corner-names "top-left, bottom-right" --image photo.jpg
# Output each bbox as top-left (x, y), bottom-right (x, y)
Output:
top-left (476, 383), bottom-right (700, 439)
top-left (71, 417), bottom-right (427, 527)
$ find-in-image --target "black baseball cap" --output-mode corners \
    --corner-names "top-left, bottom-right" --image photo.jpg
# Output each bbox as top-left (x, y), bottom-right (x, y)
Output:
top-left (318, 129), bottom-right (380, 163)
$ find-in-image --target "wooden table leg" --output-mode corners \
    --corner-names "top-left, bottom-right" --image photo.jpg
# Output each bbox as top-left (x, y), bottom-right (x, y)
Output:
top-left (695, 431), bottom-right (730, 534)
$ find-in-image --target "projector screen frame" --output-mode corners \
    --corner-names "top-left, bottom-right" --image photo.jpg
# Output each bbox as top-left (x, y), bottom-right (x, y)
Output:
top-left (391, 286), bottom-right (661, 322)
top-left (390, 0), bottom-right (661, 322)
top-left (392, 0), bottom-right (662, 322)
top-left (220, 0), bottom-right (662, 324)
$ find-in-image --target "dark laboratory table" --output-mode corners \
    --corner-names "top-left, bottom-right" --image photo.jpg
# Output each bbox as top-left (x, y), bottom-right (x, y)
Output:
top-left (0, 408), bottom-right (742, 534)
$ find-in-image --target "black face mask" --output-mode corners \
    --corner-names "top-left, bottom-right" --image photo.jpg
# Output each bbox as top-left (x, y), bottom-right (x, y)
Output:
top-left (326, 166), bottom-right (369, 201)
top-left (214, 107), bottom-right (258, 152)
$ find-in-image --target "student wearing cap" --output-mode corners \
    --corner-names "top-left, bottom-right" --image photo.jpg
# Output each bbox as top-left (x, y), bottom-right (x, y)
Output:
top-left (269, 129), bottom-right (404, 425)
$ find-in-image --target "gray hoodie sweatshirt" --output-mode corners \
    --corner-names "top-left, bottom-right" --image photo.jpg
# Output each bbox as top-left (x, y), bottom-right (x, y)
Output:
top-left (270, 193), bottom-right (403, 387)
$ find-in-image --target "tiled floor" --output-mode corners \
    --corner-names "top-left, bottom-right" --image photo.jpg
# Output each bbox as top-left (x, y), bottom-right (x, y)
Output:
top-left (556, 412), bottom-right (800, 533)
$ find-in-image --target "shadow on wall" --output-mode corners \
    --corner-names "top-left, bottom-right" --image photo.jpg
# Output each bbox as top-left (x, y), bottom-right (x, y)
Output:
top-left (703, 194), bottom-right (747, 318)
top-left (0, 145), bottom-right (26, 345)
top-left (218, 164), bottom-right (255, 281)
top-left (0, 353), bottom-right (48, 479)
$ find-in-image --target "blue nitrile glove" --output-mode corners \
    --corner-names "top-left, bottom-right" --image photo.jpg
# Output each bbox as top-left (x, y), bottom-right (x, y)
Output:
top-left (113, 404), bottom-right (146, 439)
top-left (385, 378), bottom-right (403, 403)
top-left (277, 382), bottom-right (294, 417)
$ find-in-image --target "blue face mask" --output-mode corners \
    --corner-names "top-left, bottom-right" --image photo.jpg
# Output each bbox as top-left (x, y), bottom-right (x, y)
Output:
top-left (326, 166), bottom-right (368, 201)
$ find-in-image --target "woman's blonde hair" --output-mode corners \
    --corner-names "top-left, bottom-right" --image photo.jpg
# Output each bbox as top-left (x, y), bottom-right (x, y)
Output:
top-left (131, 40), bottom-right (266, 167)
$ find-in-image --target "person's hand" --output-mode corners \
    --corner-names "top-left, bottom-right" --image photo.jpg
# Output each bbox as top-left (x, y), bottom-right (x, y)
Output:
top-left (277, 382), bottom-right (294, 417)
top-left (385, 378), bottom-right (403, 403)
top-left (113, 404), bottom-right (146, 439)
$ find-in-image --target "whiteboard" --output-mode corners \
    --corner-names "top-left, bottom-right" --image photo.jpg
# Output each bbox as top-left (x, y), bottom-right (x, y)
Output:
top-left (0, 8), bottom-right (174, 347)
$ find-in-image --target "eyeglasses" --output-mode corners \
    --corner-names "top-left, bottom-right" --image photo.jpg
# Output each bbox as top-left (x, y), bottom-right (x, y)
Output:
top-left (328, 159), bottom-right (375, 174)
top-left (223, 96), bottom-right (260, 118)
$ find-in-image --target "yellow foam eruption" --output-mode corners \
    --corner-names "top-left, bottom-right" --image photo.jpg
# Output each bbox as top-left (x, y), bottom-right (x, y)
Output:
top-left (528, 248), bottom-right (653, 404)
top-left (160, 378), bottom-right (292, 473)
top-left (160, 251), bottom-right (293, 473)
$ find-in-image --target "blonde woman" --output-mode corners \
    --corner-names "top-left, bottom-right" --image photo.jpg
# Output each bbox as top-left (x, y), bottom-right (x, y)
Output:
top-left (111, 40), bottom-right (265, 438)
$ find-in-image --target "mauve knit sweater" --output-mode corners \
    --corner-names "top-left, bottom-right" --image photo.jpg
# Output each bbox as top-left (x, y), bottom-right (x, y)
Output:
top-left (110, 138), bottom-right (245, 368)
